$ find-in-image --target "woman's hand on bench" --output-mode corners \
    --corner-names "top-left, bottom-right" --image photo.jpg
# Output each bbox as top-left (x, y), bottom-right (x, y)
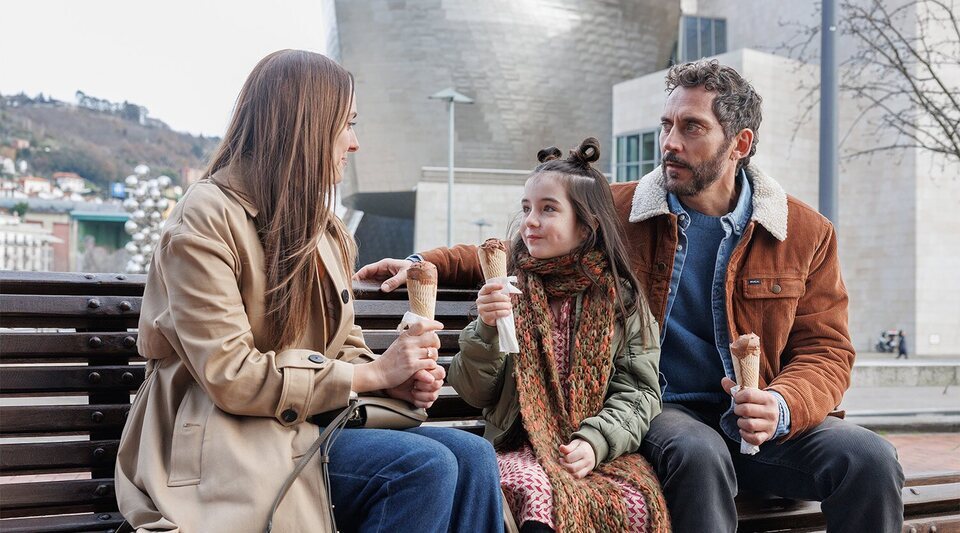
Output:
top-left (355, 258), bottom-right (413, 292)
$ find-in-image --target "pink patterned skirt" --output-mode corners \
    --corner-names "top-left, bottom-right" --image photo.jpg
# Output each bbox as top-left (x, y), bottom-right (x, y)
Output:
top-left (498, 443), bottom-right (649, 531)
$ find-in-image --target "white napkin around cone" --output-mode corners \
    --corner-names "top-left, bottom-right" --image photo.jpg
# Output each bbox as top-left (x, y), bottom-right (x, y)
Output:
top-left (729, 384), bottom-right (761, 455)
top-left (488, 275), bottom-right (522, 353)
top-left (397, 311), bottom-right (432, 332)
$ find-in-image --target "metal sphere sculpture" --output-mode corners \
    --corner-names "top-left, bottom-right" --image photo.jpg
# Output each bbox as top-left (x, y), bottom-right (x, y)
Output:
top-left (122, 165), bottom-right (182, 273)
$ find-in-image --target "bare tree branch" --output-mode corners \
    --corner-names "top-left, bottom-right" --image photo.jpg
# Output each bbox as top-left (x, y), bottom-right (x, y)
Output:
top-left (778, 0), bottom-right (960, 162)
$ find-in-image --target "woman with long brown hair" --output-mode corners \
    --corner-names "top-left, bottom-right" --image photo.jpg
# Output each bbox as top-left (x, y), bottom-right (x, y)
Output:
top-left (115, 50), bottom-right (503, 533)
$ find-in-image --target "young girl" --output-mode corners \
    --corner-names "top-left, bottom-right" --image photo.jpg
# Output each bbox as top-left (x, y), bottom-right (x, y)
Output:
top-left (448, 138), bottom-right (667, 533)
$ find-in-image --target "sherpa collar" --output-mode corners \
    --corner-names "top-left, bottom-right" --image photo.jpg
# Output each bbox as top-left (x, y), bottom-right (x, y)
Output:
top-left (627, 164), bottom-right (788, 241)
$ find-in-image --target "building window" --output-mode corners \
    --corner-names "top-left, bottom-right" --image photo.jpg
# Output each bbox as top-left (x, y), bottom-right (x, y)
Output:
top-left (615, 130), bottom-right (660, 182)
top-left (681, 16), bottom-right (727, 62)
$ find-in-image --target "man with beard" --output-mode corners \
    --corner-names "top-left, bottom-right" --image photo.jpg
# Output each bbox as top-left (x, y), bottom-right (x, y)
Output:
top-left (356, 59), bottom-right (904, 532)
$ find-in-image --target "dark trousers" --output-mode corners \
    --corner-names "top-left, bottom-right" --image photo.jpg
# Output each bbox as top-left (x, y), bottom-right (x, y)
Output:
top-left (640, 402), bottom-right (904, 533)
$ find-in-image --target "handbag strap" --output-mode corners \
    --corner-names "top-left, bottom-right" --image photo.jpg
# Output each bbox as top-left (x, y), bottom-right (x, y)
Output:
top-left (264, 398), bottom-right (366, 533)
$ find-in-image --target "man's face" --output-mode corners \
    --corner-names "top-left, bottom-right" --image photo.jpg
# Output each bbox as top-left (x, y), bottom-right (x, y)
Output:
top-left (659, 86), bottom-right (736, 196)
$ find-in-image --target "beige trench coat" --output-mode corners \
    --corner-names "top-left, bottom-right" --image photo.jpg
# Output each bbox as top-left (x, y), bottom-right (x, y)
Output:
top-left (116, 166), bottom-right (373, 532)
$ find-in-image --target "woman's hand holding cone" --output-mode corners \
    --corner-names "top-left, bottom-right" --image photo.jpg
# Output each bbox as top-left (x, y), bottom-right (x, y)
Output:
top-left (360, 319), bottom-right (443, 392)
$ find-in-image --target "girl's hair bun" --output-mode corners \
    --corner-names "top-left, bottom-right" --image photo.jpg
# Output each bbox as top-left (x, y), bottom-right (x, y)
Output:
top-left (569, 137), bottom-right (601, 165)
top-left (537, 146), bottom-right (563, 163)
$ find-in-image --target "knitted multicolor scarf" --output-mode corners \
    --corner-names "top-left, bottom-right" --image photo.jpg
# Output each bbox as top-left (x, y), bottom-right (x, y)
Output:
top-left (513, 249), bottom-right (669, 533)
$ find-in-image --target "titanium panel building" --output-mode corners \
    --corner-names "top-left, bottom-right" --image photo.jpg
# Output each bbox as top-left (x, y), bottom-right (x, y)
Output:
top-left (331, 0), bottom-right (680, 259)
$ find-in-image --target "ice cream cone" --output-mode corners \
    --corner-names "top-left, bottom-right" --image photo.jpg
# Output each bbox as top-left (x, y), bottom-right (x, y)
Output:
top-left (730, 333), bottom-right (761, 389)
top-left (407, 261), bottom-right (438, 320)
top-left (478, 238), bottom-right (507, 280)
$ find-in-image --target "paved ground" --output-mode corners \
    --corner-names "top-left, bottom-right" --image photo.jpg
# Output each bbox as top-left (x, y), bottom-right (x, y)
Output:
top-left (884, 432), bottom-right (960, 477)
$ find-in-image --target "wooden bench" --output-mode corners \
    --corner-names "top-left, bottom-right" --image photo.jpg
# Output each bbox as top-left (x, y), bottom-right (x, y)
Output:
top-left (1, 270), bottom-right (958, 533)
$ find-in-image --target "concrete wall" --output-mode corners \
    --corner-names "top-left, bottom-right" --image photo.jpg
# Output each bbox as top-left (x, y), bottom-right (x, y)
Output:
top-left (911, 0), bottom-right (960, 355)
top-left (414, 167), bottom-right (527, 251)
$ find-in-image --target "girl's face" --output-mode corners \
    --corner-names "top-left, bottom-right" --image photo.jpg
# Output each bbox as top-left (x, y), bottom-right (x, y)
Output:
top-left (333, 95), bottom-right (359, 184)
top-left (521, 175), bottom-right (586, 259)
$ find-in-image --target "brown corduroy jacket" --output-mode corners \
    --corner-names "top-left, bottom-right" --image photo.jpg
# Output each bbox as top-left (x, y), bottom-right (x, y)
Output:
top-left (422, 165), bottom-right (855, 440)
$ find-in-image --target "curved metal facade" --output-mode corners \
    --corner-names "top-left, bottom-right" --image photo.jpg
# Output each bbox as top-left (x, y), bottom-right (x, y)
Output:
top-left (336, 0), bottom-right (680, 200)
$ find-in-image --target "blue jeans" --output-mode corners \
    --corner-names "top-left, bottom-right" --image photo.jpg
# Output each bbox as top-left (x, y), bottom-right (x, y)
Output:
top-left (327, 425), bottom-right (504, 533)
top-left (640, 402), bottom-right (904, 533)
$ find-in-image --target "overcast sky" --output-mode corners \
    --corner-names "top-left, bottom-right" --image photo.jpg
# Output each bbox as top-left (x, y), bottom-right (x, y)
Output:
top-left (0, 1), bottom-right (331, 137)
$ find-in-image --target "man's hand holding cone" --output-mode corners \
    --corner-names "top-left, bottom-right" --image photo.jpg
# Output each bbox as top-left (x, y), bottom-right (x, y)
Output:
top-left (723, 333), bottom-right (779, 454)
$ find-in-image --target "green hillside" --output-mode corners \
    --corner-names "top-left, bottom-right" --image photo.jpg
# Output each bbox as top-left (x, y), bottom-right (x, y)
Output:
top-left (0, 92), bottom-right (220, 189)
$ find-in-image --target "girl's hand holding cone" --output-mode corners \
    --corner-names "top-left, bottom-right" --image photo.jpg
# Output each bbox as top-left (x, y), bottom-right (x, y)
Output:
top-left (476, 239), bottom-right (522, 353)
top-left (477, 281), bottom-right (513, 326)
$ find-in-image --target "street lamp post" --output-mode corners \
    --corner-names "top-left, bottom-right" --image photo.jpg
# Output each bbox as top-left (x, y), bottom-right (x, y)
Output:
top-left (472, 218), bottom-right (492, 243)
top-left (820, 0), bottom-right (839, 226)
top-left (429, 88), bottom-right (474, 247)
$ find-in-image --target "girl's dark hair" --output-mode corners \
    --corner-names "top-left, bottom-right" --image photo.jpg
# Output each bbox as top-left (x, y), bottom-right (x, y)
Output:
top-left (509, 137), bottom-right (651, 332)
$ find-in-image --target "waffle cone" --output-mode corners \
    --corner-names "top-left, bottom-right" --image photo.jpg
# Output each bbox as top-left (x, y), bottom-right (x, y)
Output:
top-left (407, 280), bottom-right (437, 320)
top-left (738, 355), bottom-right (760, 388)
top-left (478, 239), bottom-right (507, 280)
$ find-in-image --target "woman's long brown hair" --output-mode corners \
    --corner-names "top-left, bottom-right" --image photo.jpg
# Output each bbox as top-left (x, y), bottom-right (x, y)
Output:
top-left (204, 49), bottom-right (356, 349)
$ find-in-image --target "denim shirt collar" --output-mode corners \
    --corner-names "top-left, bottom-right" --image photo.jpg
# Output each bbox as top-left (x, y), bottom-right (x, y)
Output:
top-left (667, 169), bottom-right (753, 235)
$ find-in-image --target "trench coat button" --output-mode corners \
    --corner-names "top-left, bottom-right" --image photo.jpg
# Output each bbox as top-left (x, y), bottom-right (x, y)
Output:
top-left (771, 284), bottom-right (782, 294)
top-left (308, 353), bottom-right (326, 364)
top-left (281, 409), bottom-right (298, 423)
top-left (341, 289), bottom-right (350, 304)
top-left (656, 262), bottom-right (667, 272)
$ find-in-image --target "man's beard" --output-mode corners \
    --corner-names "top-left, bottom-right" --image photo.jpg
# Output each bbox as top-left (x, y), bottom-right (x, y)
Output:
top-left (661, 143), bottom-right (730, 197)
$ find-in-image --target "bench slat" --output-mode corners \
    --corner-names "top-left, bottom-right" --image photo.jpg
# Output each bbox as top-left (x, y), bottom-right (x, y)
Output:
top-left (353, 280), bottom-right (478, 301)
top-left (0, 271), bottom-right (146, 296)
top-left (1, 366), bottom-right (145, 394)
top-left (0, 478), bottom-right (117, 519)
top-left (427, 394), bottom-right (481, 419)
top-left (1, 440), bottom-right (119, 474)
top-left (353, 300), bottom-right (474, 330)
top-left (362, 330), bottom-right (463, 353)
top-left (0, 295), bottom-right (140, 329)
top-left (0, 333), bottom-right (140, 361)
top-left (735, 481), bottom-right (960, 531)
top-left (0, 405), bottom-right (129, 435)
top-left (0, 512), bottom-right (125, 533)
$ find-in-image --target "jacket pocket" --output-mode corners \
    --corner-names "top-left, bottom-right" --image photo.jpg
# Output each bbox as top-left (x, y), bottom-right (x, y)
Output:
top-left (168, 383), bottom-right (213, 486)
top-left (740, 276), bottom-right (804, 299)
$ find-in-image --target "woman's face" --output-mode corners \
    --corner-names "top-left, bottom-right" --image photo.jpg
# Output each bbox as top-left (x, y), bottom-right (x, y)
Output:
top-left (520, 175), bottom-right (586, 259)
top-left (334, 96), bottom-right (359, 184)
